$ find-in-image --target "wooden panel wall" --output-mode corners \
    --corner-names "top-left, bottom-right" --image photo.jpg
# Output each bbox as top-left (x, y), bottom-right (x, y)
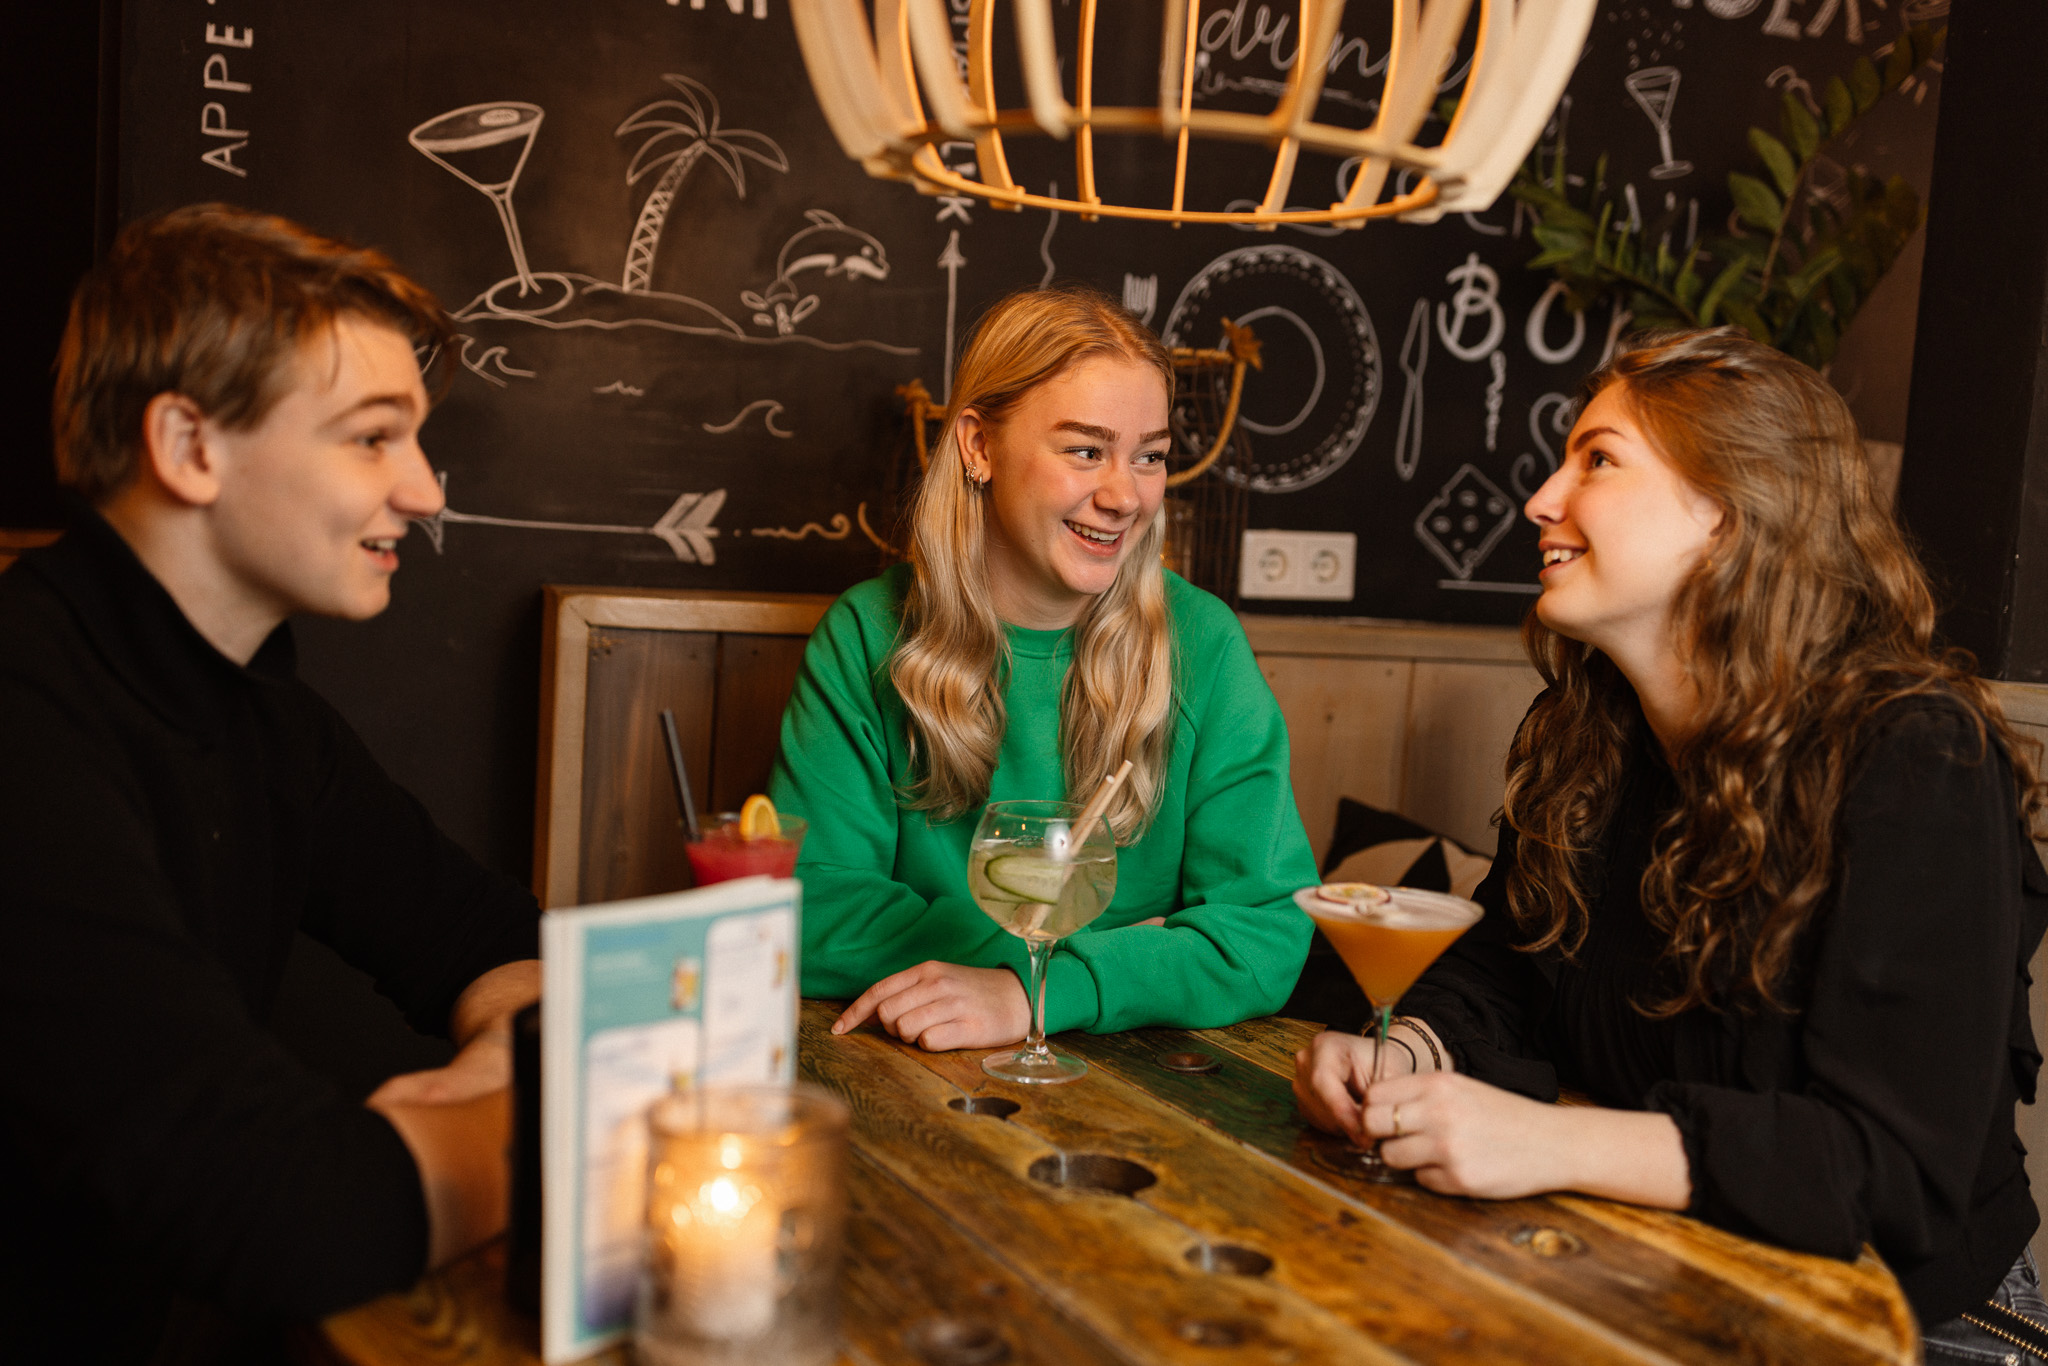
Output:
top-left (1243, 618), bottom-right (1542, 861)
top-left (1988, 681), bottom-right (2048, 1265)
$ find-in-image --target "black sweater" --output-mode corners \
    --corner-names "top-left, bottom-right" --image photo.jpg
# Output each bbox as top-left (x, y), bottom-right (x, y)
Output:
top-left (1405, 695), bottom-right (2048, 1326)
top-left (0, 513), bottom-right (541, 1361)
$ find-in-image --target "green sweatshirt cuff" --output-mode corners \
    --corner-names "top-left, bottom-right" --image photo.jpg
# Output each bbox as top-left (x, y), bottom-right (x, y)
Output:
top-left (1039, 951), bottom-right (1102, 1035)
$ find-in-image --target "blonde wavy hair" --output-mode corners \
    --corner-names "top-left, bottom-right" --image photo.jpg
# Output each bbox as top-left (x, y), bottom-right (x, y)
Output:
top-left (892, 285), bottom-right (1176, 841)
top-left (1503, 327), bottom-right (2044, 1015)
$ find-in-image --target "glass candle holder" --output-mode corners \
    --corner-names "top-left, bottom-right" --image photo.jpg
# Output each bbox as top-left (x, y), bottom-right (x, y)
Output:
top-left (636, 1084), bottom-right (849, 1366)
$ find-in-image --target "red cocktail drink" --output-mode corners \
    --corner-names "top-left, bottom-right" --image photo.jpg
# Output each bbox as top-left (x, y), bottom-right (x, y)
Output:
top-left (685, 814), bottom-right (806, 886)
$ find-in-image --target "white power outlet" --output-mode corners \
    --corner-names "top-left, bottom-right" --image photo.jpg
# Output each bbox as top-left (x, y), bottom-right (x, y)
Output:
top-left (1238, 530), bottom-right (1356, 601)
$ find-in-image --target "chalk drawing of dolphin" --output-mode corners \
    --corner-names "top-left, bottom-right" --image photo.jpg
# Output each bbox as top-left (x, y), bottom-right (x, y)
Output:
top-left (741, 209), bottom-right (890, 335)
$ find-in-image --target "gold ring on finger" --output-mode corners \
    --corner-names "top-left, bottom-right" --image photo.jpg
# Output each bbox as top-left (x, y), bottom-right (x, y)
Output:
top-left (1391, 1103), bottom-right (1404, 1137)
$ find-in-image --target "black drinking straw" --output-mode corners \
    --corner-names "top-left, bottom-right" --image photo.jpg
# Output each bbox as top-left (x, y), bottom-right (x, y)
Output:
top-left (658, 709), bottom-right (702, 843)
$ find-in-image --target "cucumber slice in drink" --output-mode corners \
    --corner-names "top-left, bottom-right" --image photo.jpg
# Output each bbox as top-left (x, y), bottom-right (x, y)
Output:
top-left (983, 853), bottom-right (1072, 904)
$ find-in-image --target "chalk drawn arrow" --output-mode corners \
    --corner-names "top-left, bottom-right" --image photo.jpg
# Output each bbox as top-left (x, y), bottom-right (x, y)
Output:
top-left (416, 475), bottom-right (725, 564)
top-left (939, 229), bottom-right (966, 403)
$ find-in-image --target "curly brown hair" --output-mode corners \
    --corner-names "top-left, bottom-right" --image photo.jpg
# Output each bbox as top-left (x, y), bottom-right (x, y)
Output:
top-left (1503, 327), bottom-right (2044, 1015)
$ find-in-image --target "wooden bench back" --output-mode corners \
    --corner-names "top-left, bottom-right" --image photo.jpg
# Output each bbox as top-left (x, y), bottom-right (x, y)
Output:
top-left (534, 586), bottom-right (832, 909)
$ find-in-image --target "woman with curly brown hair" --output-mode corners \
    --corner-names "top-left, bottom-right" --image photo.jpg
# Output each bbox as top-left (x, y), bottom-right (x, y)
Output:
top-left (1293, 327), bottom-right (2048, 1355)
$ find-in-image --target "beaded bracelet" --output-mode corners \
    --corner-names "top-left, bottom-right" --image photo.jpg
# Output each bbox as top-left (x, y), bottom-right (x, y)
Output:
top-left (1391, 1016), bottom-right (1445, 1072)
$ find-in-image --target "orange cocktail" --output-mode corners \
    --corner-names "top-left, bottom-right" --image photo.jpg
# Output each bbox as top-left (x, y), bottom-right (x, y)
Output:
top-left (1294, 883), bottom-right (1482, 1180)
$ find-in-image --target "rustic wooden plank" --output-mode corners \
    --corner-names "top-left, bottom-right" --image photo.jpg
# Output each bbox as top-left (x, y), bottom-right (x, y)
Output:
top-left (811, 1006), bottom-right (1669, 1366)
top-left (1399, 660), bottom-right (1543, 853)
top-left (1241, 614), bottom-right (1529, 664)
top-left (576, 626), bottom-right (715, 904)
top-left (1193, 1015), bottom-right (1322, 1075)
top-left (799, 1005), bottom-right (1437, 1366)
top-left (1257, 655), bottom-right (1411, 863)
top-left (552, 587), bottom-right (835, 638)
top-left (1551, 1198), bottom-right (1921, 1364)
top-left (314, 1234), bottom-right (878, 1366)
top-left (1198, 1019), bottom-right (1916, 1360)
top-left (1063, 1026), bottom-right (1913, 1366)
top-left (841, 1148), bottom-right (1125, 1366)
top-left (709, 632), bottom-right (810, 812)
top-left (317, 1238), bottom-right (630, 1366)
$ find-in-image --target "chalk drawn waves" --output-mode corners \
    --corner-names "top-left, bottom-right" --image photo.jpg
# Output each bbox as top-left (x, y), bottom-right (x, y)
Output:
top-left (703, 399), bottom-right (793, 438)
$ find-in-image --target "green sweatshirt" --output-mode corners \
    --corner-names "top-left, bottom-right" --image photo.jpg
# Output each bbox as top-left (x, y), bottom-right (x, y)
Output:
top-left (767, 564), bottom-right (1315, 1034)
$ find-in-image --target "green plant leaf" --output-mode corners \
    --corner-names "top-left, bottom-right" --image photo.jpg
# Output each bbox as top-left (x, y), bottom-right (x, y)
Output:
top-left (1592, 201), bottom-right (1615, 266)
top-left (1528, 245), bottom-right (1586, 269)
top-left (1822, 77), bottom-right (1854, 136)
top-left (1883, 33), bottom-right (1914, 90)
top-left (1724, 298), bottom-right (1771, 345)
top-left (1848, 57), bottom-right (1881, 113)
top-left (1698, 257), bottom-right (1750, 325)
top-left (1531, 222), bottom-right (1588, 255)
top-left (1780, 94), bottom-right (1820, 163)
top-left (1784, 246), bottom-right (1844, 305)
top-left (1729, 173), bottom-right (1785, 234)
top-left (1750, 128), bottom-right (1799, 198)
top-left (1826, 268), bottom-right (1858, 318)
top-left (1674, 247), bottom-right (1703, 310)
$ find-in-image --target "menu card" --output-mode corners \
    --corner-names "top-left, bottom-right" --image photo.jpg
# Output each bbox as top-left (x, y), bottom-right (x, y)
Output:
top-left (539, 876), bottom-right (800, 1363)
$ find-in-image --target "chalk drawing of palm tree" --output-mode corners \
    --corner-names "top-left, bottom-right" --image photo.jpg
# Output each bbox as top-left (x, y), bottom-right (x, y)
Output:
top-left (618, 74), bottom-right (788, 294)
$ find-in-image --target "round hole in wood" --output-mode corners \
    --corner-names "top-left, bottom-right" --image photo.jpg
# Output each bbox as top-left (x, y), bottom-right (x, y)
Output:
top-left (1158, 1051), bottom-right (1222, 1074)
top-left (1511, 1225), bottom-right (1587, 1258)
top-left (1183, 1243), bottom-right (1274, 1276)
top-left (1026, 1153), bottom-right (1158, 1196)
top-left (1174, 1318), bottom-right (1252, 1347)
top-left (904, 1316), bottom-right (1011, 1366)
top-left (948, 1096), bottom-right (1021, 1120)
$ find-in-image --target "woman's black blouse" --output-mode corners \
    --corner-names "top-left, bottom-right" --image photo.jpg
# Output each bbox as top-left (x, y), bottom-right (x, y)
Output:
top-left (1403, 695), bottom-right (2048, 1325)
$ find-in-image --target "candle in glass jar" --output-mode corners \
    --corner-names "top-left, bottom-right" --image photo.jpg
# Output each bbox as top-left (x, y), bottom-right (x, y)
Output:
top-left (638, 1085), bottom-right (848, 1366)
top-left (646, 1132), bottom-right (779, 1341)
top-left (653, 1134), bottom-right (778, 1340)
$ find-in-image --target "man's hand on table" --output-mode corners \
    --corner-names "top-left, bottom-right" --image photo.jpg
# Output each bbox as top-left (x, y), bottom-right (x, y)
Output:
top-left (367, 959), bottom-right (540, 1267)
top-left (832, 961), bottom-right (1031, 1051)
top-left (367, 959), bottom-right (541, 1107)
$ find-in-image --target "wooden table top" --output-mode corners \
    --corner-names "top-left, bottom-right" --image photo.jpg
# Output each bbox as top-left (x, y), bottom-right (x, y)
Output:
top-left (318, 1001), bottom-right (1918, 1365)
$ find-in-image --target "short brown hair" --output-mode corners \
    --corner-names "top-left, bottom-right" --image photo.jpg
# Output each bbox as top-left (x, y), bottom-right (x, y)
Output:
top-left (52, 203), bottom-right (454, 502)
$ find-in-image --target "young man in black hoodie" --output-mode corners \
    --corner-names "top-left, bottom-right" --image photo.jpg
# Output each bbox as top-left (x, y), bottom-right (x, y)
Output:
top-left (0, 204), bottom-right (541, 1362)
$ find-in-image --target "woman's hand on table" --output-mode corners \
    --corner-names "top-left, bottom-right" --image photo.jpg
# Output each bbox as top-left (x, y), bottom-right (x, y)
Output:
top-left (832, 961), bottom-right (1031, 1051)
top-left (1294, 1034), bottom-right (1695, 1208)
top-left (1292, 1029), bottom-right (1415, 1139)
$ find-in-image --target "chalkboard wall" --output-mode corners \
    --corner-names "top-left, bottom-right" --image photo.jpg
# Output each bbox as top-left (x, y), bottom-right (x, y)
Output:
top-left (111, 0), bottom-right (1940, 877)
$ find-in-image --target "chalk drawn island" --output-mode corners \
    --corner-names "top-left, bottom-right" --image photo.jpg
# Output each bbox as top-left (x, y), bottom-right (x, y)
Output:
top-left (412, 78), bottom-right (913, 366)
top-left (404, 76), bottom-right (918, 568)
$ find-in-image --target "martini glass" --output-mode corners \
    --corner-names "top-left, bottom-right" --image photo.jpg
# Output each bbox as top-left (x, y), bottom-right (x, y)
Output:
top-left (967, 800), bottom-right (1118, 1084)
top-left (1294, 884), bottom-right (1482, 1181)
top-left (1624, 67), bottom-right (1693, 181)
top-left (409, 102), bottom-right (572, 313)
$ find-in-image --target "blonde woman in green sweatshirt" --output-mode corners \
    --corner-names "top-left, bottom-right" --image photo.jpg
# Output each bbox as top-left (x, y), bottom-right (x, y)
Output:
top-left (769, 285), bottom-right (1315, 1052)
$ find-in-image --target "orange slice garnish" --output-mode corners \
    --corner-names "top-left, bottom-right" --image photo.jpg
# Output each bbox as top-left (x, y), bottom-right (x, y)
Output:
top-left (738, 794), bottom-right (780, 840)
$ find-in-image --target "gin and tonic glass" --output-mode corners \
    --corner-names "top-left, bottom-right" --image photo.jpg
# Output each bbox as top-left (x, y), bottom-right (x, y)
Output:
top-left (967, 800), bottom-right (1117, 1084)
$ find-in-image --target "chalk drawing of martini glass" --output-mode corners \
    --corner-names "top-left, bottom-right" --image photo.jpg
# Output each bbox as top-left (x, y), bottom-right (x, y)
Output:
top-left (1624, 67), bottom-right (1693, 181)
top-left (409, 102), bottom-right (573, 315)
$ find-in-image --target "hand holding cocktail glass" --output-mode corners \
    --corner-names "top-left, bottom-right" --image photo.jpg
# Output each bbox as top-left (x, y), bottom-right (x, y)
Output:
top-left (1293, 883), bottom-right (1481, 1180)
